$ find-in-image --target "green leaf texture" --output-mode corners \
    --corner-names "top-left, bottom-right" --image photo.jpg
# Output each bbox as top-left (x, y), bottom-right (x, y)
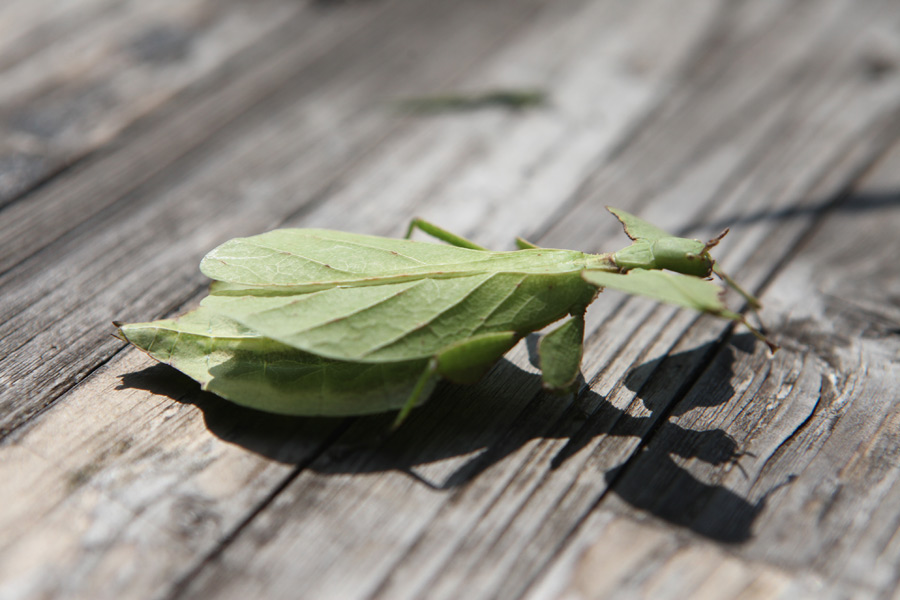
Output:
top-left (200, 229), bottom-right (604, 291)
top-left (606, 207), bottom-right (671, 241)
top-left (119, 307), bottom-right (434, 416)
top-left (199, 230), bottom-right (603, 362)
top-left (202, 271), bottom-right (598, 362)
top-left (581, 268), bottom-right (741, 320)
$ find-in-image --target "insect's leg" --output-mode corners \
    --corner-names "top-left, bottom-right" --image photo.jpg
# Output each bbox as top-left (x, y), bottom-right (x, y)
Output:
top-left (433, 331), bottom-right (520, 384)
top-left (391, 331), bottom-right (520, 429)
top-left (392, 359), bottom-right (439, 430)
top-left (515, 237), bottom-right (541, 250)
top-left (712, 263), bottom-right (762, 310)
top-left (538, 311), bottom-right (585, 393)
top-left (405, 218), bottom-right (488, 250)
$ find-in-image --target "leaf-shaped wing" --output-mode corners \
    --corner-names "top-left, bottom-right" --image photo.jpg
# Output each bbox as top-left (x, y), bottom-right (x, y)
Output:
top-left (200, 229), bottom-right (487, 289)
top-left (118, 307), bottom-right (433, 415)
top-left (202, 270), bottom-right (596, 362)
top-left (607, 207), bottom-right (671, 241)
top-left (200, 229), bottom-right (593, 292)
top-left (581, 268), bottom-right (741, 320)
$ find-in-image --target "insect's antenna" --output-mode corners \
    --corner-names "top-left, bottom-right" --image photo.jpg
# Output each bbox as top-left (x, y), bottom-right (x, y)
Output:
top-left (703, 228), bottom-right (730, 252)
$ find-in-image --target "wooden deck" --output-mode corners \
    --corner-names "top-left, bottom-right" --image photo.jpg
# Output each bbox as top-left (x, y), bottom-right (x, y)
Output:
top-left (3, 0), bottom-right (900, 598)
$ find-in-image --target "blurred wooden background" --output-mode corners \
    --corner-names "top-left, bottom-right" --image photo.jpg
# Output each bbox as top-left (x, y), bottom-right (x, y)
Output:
top-left (2, 0), bottom-right (900, 598)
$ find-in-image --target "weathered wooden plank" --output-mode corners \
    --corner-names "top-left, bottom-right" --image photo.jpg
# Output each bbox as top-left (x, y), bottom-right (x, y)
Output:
top-left (530, 132), bottom-right (900, 600)
top-left (298, 0), bottom-right (719, 243)
top-left (167, 1), bottom-right (900, 599)
top-left (0, 0), bottom-right (712, 597)
top-left (0, 0), bottom-right (114, 75)
top-left (0, 0), bottom-right (390, 269)
top-left (727, 138), bottom-right (900, 593)
top-left (0, 0), bottom-right (317, 209)
top-left (0, 349), bottom-right (342, 600)
top-left (525, 515), bottom-right (832, 600)
top-left (523, 15), bottom-right (900, 600)
top-left (0, 0), bottom-right (554, 437)
top-left (3, 1), bottom-right (900, 599)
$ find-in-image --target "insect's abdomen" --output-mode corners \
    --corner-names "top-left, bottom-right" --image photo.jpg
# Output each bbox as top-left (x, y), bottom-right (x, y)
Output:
top-left (368, 270), bottom-right (598, 360)
top-left (472, 271), bottom-right (596, 333)
top-left (119, 307), bottom-right (434, 415)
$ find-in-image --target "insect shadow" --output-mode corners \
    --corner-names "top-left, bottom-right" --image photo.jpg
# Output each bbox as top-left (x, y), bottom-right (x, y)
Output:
top-left (679, 189), bottom-right (900, 234)
top-left (119, 333), bottom-right (768, 543)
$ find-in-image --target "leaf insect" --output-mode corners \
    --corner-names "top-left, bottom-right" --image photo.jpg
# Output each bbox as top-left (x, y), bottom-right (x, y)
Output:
top-left (118, 208), bottom-right (772, 427)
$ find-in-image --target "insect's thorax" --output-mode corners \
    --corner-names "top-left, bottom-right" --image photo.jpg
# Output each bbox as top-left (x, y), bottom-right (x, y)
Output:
top-left (612, 238), bottom-right (712, 277)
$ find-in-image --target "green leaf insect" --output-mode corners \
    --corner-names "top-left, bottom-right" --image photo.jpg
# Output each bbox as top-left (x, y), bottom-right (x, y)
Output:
top-left (118, 207), bottom-right (773, 427)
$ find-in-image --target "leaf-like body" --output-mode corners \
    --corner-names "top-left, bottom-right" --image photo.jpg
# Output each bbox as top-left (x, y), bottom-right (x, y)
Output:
top-left (200, 229), bottom-right (610, 291)
top-left (434, 331), bottom-right (520, 385)
top-left (607, 207), bottom-right (670, 241)
top-left (202, 271), bottom-right (598, 362)
top-left (115, 209), bottom-right (768, 421)
top-left (538, 314), bottom-right (585, 392)
top-left (200, 230), bottom-right (605, 362)
top-left (118, 307), bottom-right (433, 416)
top-left (581, 268), bottom-right (740, 319)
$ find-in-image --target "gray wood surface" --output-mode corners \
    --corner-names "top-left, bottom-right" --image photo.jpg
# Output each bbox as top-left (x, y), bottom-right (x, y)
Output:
top-left (2, 0), bottom-right (900, 598)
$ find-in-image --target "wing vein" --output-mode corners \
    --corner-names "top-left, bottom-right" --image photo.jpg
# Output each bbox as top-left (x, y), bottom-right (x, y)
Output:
top-left (305, 233), bottom-right (468, 265)
top-left (471, 274), bottom-right (528, 332)
top-left (274, 280), bottom-right (431, 336)
top-left (357, 272), bottom-right (508, 357)
top-left (231, 240), bottom-right (357, 275)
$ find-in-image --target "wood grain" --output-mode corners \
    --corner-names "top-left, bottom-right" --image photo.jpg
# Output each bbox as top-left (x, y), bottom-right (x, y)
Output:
top-left (0, 0), bottom-right (551, 436)
top-left (2, 0), bottom-right (713, 596)
top-left (173, 1), bottom-right (900, 598)
top-left (3, 0), bottom-right (900, 598)
top-left (0, 0), bottom-right (390, 269)
top-left (0, 0), bottom-right (319, 209)
top-left (530, 133), bottom-right (900, 600)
